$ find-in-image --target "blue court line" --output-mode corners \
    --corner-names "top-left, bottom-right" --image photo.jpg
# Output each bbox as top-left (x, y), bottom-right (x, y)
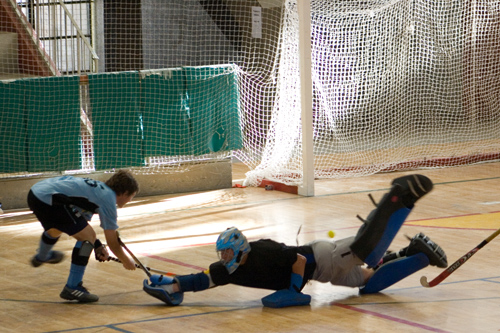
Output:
top-left (43, 306), bottom-right (259, 333)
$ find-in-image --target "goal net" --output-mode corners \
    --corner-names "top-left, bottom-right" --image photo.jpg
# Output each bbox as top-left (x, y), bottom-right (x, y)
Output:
top-left (1, 0), bottom-right (500, 185)
top-left (243, 0), bottom-right (500, 186)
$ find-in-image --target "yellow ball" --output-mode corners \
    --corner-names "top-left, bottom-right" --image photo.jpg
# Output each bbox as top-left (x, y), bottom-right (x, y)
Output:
top-left (328, 230), bottom-right (335, 238)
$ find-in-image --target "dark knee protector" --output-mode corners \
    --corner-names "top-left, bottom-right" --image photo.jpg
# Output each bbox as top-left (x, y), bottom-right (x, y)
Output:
top-left (350, 184), bottom-right (411, 267)
top-left (71, 240), bottom-right (93, 266)
top-left (176, 273), bottom-right (210, 292)
top-left (360, 252), bottom-right (429, 294)
top-left (41, 231), bottom-right (59, 245)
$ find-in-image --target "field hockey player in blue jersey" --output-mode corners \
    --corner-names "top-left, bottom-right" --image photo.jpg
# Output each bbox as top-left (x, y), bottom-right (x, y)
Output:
top-left (28, 170), bottom-right (139, 302)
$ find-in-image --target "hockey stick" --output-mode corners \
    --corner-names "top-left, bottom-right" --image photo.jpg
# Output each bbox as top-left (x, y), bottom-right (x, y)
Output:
top-left (420, 226), bottom-right (500, 288)
top-left (116, 231), bottom-right (152, 278)
top-left (296, 225), bottom-right (302, 246)
top-left (107, 256), bottom-right (176, 276)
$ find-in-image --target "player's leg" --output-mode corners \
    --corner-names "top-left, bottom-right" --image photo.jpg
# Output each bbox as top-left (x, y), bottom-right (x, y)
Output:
top-left (374, 232), bottom-right (448, 269)
top-left (27, 190), bottom-right (65, 267)
top-left (360, 233), bottom-right (447, 294)
top-left (31, 228), bottom-right (65, 266)
top-left (61, 223), bottom-right (99, 302)
top-left (350, 174), bottom-right (433, 267)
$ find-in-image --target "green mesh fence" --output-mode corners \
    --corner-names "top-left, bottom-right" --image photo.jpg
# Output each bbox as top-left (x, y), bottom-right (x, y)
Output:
top-left (1, 65), bottom-right (241, 175)
top-left (0, 80), bottom-right (27, 173)
top-left (26, 76), bottom-right (81, 172)
top-left (141, 69), bottom-right (193, 156)
top-left (1, 76), bottom-right (81, 173)
top-left (88, 72), bottom-right (144, 170)
top-left (185, 66), bottom-right (241, 155)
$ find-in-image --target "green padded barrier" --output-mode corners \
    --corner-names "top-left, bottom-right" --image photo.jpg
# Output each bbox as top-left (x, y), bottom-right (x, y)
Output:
top-left (140, 69), bottom-right (193, 156)
top-left (88, 72), bottom-right (144, 170)
top-left (25, 76), bottom-right (81, 172)
top-left (184, 66), bottom-right (242, 155)
top-left (0, 80), bottom-right (27, 172)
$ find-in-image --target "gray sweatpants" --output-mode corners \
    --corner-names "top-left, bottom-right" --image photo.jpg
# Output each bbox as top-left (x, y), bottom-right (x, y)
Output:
top-left (307, 236), bottom-right (366, 288)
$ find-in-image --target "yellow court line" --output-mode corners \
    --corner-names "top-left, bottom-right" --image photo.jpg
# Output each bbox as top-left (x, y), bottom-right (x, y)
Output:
top-left (406, 211), bottom-right (500, 229)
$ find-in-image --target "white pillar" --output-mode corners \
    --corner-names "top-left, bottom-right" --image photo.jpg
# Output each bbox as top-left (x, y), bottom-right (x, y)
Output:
top-left (297, 0), bottom-right (314, 196)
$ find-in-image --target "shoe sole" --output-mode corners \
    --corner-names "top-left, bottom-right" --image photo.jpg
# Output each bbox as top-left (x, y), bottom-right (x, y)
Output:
top-left (392, 174), bottom-right (433, 199)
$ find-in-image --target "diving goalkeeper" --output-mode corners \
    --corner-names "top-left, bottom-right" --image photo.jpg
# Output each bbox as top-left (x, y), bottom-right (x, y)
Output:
top-left (143, 174), bottom-right (447, 308)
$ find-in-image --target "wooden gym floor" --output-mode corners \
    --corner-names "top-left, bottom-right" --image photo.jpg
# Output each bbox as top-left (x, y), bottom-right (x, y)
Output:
top-left (1, 162), bottom-right (500, 332)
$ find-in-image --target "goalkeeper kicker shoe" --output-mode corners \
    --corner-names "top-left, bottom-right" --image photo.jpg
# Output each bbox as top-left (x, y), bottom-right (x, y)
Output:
top-left (60, 282), bottom-right (99, 303)
top-left (391, 174), bottom-right (433, 208)
top-left (406, 232), bottom-right (447, 268)
top-left (31, 251), bottom-right (65, 267)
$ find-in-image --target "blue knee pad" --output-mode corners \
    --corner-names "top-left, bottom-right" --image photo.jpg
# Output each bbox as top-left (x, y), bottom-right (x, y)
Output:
top-left (351, 184), bottom-right (411, 267)
top-left (360, 252), bottom-right (429, 294)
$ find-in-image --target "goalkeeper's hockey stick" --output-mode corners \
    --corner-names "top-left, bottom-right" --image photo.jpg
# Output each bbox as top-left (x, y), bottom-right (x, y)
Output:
top-left (420, 226), bottom-right (500, 288)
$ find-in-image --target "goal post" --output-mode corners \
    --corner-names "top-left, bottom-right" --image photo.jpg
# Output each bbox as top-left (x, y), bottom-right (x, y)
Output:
top-left (298, 0), bottom-right (314, 196)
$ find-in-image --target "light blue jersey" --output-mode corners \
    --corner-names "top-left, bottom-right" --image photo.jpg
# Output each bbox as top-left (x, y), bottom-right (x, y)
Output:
top-left (31, 176), bottom-right (119, 230)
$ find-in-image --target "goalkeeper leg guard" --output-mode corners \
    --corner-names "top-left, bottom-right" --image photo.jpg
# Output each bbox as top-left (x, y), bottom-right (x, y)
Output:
top-left (350, 174), bottom-right (433, 268)
top-left (350, 184), bottom-right (410, 267)
top-left (360, 252), bottom-right (429, 294)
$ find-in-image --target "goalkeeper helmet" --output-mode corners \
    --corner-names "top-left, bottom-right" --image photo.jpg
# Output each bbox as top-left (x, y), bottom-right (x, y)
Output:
top-left (216, 227), bottom-right (251, 274)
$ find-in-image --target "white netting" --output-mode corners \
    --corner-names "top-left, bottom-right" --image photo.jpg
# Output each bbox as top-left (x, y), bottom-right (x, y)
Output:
top-left (1, 0), bottom-right (500, 184)
top-left (243, 0), bottom-right (500, 186)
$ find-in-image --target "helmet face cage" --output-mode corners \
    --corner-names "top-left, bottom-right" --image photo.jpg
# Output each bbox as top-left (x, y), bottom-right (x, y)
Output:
top-left (216, 227), bottom-right (251, 274)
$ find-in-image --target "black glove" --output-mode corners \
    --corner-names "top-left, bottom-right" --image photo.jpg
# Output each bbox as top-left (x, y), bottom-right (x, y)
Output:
top-left (94, 239), bottom-right (108, 262)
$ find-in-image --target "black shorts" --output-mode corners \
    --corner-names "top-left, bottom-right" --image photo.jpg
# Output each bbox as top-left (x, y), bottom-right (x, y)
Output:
top-left (27, 190), bottom-right (89, 236)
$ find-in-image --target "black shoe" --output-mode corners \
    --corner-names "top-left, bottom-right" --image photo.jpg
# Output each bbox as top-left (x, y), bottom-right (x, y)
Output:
top-left (391, 174), bottom-right (433, 207)
top-left (60, 282), bottom-right (99, 302)
top-left (406, 232), bottom-right (447, 268)
top-left (30, 251), bottom-right (65, 267)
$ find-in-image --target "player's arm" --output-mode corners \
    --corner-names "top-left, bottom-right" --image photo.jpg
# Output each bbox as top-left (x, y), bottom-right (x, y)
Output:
top-left (168, 269), bottom-right (216, 293)
top-left (289, 253), bottom-right (306, 292)
top-left (261, 253), bottom-right (311, 308)
top-left (148, 260), bottom-right (223, 292)
top-left (143, 261), bottom-right (230, 305)
top-left (103, 229), bottom-right (136, 270)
